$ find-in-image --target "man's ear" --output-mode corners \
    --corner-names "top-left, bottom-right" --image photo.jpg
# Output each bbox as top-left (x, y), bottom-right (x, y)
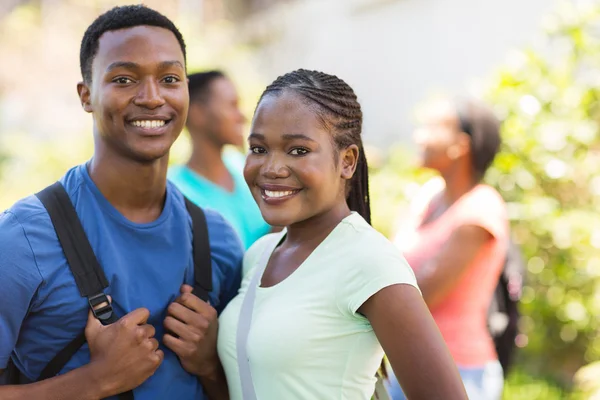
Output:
top-left (77, 81), bottom-right (93, 113)
top-left (340, 144), bottom-right (359, 180)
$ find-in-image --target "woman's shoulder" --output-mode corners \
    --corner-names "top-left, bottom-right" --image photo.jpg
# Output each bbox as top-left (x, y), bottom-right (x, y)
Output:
top-left (464, 184), bottom-right (505, 205)
top-left (340, 214), bottom-right (408, 263)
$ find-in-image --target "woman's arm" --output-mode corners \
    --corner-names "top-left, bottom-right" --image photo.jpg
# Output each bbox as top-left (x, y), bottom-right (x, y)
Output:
top-left (360, 284), bottom-right (468, 400)
top-left (416, 225), bottom-right (492, 308)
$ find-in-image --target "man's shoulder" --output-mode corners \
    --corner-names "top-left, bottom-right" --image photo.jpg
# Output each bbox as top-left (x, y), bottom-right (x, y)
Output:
top-left (0, 165), bottom-right (87, 247)
top-left (2, 194), bottom-right (48, 231)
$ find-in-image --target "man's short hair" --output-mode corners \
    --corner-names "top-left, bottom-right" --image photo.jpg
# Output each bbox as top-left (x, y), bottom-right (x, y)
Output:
top-left (188, 71), bottom-right (226, 104)
top-left (80, 5), bottom-right (186, 83)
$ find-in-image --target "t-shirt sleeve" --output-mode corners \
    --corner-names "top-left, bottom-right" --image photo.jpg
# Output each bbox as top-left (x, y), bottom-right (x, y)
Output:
top-left (205, 210), bottom-right (244, 315)
top-left (336, 240), bottom-right (421, 317)
top-left (0, 212), bottom-right (43, 368)
top-left (453, 186), bottom-right (507, 240)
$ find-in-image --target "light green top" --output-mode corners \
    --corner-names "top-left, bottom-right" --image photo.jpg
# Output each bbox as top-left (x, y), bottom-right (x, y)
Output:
top-left (217, 213), bottom-right (420, 400)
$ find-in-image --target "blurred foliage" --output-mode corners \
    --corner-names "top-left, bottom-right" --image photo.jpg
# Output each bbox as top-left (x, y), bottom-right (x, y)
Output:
top-left (572, 361), bottom-right (600, 399)
top-left (370, 1), bottom-right (600, 394)
top-left (502, 368), bottom-right (567, 400)
top-left (486, 0), bottom-right (600, 386)
top-left (1, 0), bottom-right (599, 397)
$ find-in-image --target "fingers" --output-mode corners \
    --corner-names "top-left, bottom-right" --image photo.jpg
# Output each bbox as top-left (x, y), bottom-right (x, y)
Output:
top-left (180, 284), bottom-right (194, 294)
top-left (153, 349), bottom-right (165, 365)
top-left (164, 315), bottom-right (205, 342)
top-left (163, 333), bottom-right (189, 356)
top-left (168, 301), bottom-right (197, 324)
top-left (175, 292), bottom-right (215, 319)
top-left (136, 324), bottom-right (156, 343)
top-left (142, 337), bottom-right (160, 353)
top-left (85, 308), bottom-right (103, 338)
top-left (121, 307), bottom-right (151, 326)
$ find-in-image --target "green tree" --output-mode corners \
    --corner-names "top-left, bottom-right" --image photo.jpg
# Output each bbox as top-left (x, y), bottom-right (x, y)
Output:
top-left (370, 2), bottom-right (600, 393)
top-left (485, 1), bottom-right (600, 385)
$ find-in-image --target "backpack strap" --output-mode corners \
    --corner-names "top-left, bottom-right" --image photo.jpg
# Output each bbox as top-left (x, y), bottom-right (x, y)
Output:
top-left (35, 182), bottom-right (133, 400)
top-left (184, 197), bottom-right (212, 302)
top-left (36, 182), bottom-right (116, 325)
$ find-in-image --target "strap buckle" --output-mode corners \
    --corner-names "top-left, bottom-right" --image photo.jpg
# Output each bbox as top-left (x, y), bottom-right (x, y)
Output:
top-left (88, 293), bottom-right (114, 325)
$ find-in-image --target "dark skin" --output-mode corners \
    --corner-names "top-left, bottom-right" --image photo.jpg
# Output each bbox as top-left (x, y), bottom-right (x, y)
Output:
top-left (186, 77), bottom-right (246, 192)
top-left (244, 91), bottom-right (468, 399)
top-left (0, 26), bottom-right (227, 400)
top-left (410, 100), bottom-right (493, 308)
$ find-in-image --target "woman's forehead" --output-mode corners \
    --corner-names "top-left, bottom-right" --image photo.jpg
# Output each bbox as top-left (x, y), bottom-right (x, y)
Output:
top-left (252, 92), bottom-right (328, 136)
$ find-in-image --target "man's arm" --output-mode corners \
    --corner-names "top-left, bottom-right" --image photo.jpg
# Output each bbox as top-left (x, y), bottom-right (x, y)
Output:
top-left (0, 307), bottom-right (165, 400)
top-left (199, 364), bottom-right (229, 400)
top-left (0, 363), bottom-right (108, 400)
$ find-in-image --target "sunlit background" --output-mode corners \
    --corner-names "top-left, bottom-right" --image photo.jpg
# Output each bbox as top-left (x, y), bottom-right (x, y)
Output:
top-left (1, 0), bottom-right (600, 398)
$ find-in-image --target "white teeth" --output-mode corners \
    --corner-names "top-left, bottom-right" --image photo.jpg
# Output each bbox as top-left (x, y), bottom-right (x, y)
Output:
top-left (132, 120), bottom-right (166, 128)
top-left (265, 190), bottom-right (296, 198)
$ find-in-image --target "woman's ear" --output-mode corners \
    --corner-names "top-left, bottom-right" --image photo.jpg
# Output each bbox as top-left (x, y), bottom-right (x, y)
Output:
top-left (447, 133), bottom-right (471, 160)
top-left (340, 144), bottom-right (359, 180)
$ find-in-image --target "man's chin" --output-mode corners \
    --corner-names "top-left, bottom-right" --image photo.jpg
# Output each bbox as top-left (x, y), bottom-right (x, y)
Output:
top-left (127, 147), bottom-right (171, 165)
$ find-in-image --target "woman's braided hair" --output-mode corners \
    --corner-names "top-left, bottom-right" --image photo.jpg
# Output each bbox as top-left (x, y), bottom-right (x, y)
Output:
top-left (257, 69), bottom-right (371, 224)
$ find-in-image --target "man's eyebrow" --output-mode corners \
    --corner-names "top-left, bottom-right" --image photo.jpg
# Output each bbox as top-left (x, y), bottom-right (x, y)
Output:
top-left (105, 60), bottom-right (184, 73)
top-left (106, 61), bottom-right (139, 73)
top-left (158, 60), bottom-right (185, 70)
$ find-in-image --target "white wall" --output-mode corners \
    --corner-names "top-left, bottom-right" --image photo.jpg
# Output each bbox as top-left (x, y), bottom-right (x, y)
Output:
top-left (243, 0), bottom-right (557, 147)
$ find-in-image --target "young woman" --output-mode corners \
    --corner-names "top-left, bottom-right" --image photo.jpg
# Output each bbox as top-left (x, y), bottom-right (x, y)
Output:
top-left (387, 98), bottom-right (509, 400)
top-left (217, 69), bottom-right (468, 399)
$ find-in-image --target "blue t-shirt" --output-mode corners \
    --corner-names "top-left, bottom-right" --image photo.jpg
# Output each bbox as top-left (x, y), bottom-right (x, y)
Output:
top-left (0, 164), bottom-right (243, 400)
top-left (168, 151), bottom-right (271, 250)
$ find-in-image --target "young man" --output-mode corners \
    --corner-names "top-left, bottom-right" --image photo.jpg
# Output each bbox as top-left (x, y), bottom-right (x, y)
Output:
top-left (0, 5), bottom-right (242, 400)
top-left (169, 71), bottom-right (271, 250)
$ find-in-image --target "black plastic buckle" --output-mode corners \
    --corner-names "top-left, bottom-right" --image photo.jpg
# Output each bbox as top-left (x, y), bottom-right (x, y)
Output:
top-left (88, 292), bottom-right (114, 325)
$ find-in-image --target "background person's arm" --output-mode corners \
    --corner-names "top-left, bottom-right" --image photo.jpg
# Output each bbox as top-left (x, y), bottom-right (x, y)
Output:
top-left (416, 224), bottom-right (492, 308)
top-left (360, 284), bottom-right (468, 400)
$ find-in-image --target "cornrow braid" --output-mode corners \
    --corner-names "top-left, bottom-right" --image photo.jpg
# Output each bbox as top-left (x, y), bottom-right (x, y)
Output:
top-left (259, 69), bottom-right (371, 224)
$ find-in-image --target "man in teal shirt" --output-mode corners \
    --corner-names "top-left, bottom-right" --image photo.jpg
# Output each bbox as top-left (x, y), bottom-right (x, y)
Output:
top-left (169, 71), bottom-right (270, 249)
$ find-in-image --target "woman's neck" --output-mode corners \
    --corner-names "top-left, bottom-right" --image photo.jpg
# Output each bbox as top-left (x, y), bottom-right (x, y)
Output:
top-left (440, 162), bottom-right (478, 206)
top-left (284, 201), bottom-right (352, 247)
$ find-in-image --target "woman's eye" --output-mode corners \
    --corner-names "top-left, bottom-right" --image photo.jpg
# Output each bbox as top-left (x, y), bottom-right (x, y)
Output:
top-left (163, 76), bottom-right (180, 84)
top-left (290, 148), bottom-right (309, 156)
top-left (113, 77), bottom-right (133, 84)
top-left (250, 146), bottom-right (266, 154)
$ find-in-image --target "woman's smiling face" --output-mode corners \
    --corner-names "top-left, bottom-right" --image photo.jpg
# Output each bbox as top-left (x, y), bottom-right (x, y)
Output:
top-left (244, 91), bottom-right (352, 228)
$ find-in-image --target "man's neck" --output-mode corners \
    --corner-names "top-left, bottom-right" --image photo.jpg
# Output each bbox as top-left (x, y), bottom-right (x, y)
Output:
top-left (186, 135), bottom-right (234, 192)
top-left (88, 151), bottom-right (169, 224)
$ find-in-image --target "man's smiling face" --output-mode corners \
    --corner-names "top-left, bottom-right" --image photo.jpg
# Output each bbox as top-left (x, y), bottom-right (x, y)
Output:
top-left (79, 25), bottom-right (189, 163)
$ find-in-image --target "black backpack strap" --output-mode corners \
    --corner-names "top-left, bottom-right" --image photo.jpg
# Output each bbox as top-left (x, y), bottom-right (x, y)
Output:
top-left (35, 182), bottom-right (133, 400)
top-left (37, 332), bottom-right (86, 381)
top-left (184, 197), bottom-right (212, 302)
top-left (36, 182), bottom-right (115, 325)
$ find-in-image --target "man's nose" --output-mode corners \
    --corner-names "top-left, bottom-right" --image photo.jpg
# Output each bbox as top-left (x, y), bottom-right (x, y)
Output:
top-left (133, 79), bottom-right (165, 109)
